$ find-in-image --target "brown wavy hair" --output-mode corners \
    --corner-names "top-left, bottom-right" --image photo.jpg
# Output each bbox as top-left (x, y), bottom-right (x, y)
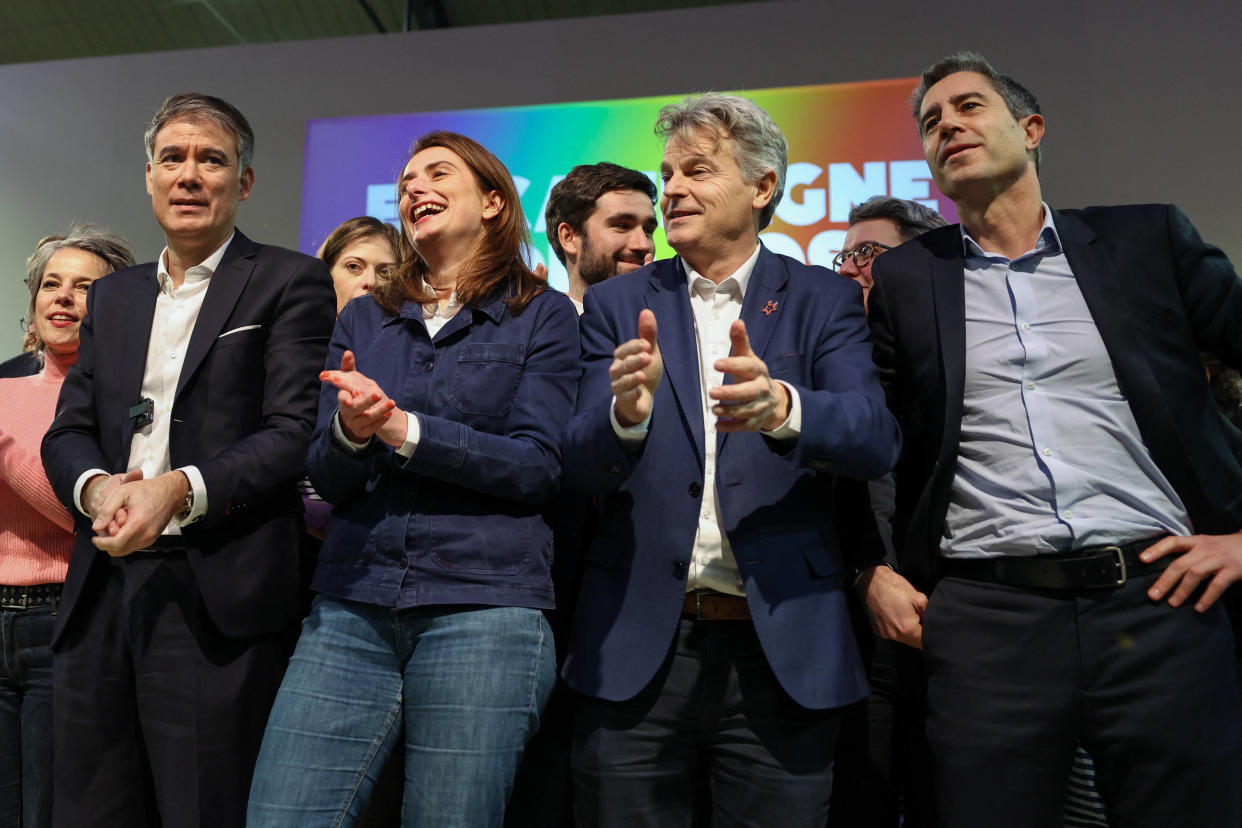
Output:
top-left (374, 131), bottom-right (545, 316)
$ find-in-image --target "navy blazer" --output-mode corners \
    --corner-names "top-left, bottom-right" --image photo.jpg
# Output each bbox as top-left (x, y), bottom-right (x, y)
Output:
top-left (869, 204), bottom-right (1242, 592)
top-left (41, 230), bottom-right (337, 642)
top-left (306, 288), bottom-right (581, 610)
top-left (561, 246), bottom-right (901, 710)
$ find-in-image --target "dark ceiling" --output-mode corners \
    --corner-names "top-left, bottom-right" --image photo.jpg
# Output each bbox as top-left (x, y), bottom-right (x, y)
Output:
top-left (0, 0), bottom-right (766, 64)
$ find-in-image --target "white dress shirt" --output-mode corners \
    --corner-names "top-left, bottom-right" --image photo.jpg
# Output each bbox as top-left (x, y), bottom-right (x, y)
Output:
top-left (610, 245), bottom-right (802, 596)
top-left (72, 235), bottom-right (232, 531)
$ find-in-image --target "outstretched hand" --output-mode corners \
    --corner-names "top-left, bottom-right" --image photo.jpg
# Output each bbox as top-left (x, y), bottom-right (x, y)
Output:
top-left (709, 320), bottom-right (789, 432)
top-left (321, 350), bottom-right (408, 448)
top-left (610, 309), bottom-right (663, 428)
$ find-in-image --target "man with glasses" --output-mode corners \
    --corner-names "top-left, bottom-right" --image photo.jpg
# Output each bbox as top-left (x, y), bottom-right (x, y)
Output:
top-left (834, 196), bottom-right (948, 312)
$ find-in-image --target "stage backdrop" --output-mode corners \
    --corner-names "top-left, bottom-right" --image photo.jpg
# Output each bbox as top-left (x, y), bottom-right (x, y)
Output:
top-left (300, 77), bottom-right (955, 292)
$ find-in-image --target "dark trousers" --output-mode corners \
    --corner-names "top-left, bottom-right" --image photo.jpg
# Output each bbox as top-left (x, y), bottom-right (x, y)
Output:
top-left (0, 604), bottom-right (56, 828)
top-left (572, 617), bottom-right (841, 828)
top-left (923, 572), bottom-right (1242, 828)
top-left (52, 555), bottom-right (293, 828)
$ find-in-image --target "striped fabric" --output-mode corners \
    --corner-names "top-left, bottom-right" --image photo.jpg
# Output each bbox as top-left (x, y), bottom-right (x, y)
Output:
top-left (1064, 746), bottom-right (1109, 827)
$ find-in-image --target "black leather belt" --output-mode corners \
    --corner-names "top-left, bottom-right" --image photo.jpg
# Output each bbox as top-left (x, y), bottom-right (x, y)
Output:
top-left (0, 583), bottom-right (62, 610)
top-left (943, 537), bottom-right (1171, 590)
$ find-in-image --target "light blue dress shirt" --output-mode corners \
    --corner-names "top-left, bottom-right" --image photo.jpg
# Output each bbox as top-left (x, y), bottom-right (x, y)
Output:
top-left (942, 205), bottom-right (1192, 558)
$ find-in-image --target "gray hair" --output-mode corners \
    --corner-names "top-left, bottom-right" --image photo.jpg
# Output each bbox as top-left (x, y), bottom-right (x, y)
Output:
top-left (910, 51), bottom-right (1042, 172)
top-left (655, 93), bottom-right (787, 230)
top-left (144, 93), bottom-right (255, 170)
top-left (848, 196), bottom-right (949, 242)
top-left (23, 225), bottom-right (136, 355)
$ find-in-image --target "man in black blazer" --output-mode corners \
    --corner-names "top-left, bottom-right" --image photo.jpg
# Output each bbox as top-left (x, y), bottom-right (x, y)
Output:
top-left (858, 53), bottom-right (1242, 827)
top-left (41, 94), bottom-right (335, 827)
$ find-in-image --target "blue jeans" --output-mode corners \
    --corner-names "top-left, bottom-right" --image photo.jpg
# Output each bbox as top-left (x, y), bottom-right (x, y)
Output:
top-left (0, 605), bottom-right (55, 828)
top-left (248, 597), bottom-right (555, 827)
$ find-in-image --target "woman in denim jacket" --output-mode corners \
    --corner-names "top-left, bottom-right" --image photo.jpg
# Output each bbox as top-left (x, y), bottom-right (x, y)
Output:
top-left (249, 131), bottom-right (580, 827)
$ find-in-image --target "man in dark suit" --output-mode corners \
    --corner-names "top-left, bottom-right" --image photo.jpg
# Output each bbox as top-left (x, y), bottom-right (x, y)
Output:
top-left (41, 93), bottom-right (335, 827)
top-left (562, 92), bottom-right (900, 827)
top-left (858, 52), bottom-right (1242, 827)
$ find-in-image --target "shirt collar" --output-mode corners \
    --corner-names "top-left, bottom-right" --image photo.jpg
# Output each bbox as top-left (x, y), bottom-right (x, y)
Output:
top-left (156, 232), bottom-right (234, 292)
top-left (961, 203), bottom-right (1062, 260)
top-left (680, 243), bottom-right (761, 299)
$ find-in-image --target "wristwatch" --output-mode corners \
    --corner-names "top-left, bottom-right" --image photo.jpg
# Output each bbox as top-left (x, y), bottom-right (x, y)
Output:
top-left (178, 487), bottom-right (194, 520)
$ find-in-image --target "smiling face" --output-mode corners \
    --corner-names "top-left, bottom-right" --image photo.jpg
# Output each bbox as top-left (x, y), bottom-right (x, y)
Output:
top-left (659, 126), bottom-right (775, 273)
top-left (330, 234), bottom-right (397, 314)
top-left (33, 247), bottom-right (111, 355)
top-left (398, 145), bottom-right (502, 265)
top-left (145, 117), bottom-right (253, 255)
top-left (566, 189), bottom-right (658, 286)
top-left (917, 71), bottom-right (1043, 202)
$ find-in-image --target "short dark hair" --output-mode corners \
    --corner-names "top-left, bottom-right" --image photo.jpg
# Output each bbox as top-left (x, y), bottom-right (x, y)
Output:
top-left (144, 93), bottom-right (255, 170)
top-left (848, 196), bottom-right (948, 242)
top-left (911, 51), bottom-right (1042, 171)
top-left (544, 163), bottom-right (656, 265)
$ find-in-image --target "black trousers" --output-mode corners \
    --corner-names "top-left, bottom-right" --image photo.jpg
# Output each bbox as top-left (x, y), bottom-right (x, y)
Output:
top-left (572, 617), bottom-right (841, 828)
top-left (52, 555), bottom-right (294, 828)
top-left (923, 571), bottom-right (1242, 828)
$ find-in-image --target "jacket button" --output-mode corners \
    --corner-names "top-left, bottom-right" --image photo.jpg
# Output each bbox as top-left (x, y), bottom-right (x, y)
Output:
top-left (672, 561), bottom-right (687, 578)
top-left (688, 482), bottom-right (702, 498)
top-left (423, 361), bottom-right (434, 372)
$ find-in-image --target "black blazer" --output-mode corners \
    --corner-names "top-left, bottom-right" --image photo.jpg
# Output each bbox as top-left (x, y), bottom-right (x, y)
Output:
top-left (0, 351), bottom-right (39, 378)
top-left (42, 229), bottom-right (336, 642)
top-left (868, 204), bottom-right (1242, 591)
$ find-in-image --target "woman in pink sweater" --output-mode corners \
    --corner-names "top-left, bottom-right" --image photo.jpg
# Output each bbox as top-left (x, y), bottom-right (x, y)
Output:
top-left (0, 226), bottom-right (134, 827)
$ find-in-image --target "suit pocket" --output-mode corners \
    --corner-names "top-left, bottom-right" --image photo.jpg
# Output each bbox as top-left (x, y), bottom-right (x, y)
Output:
top-left (449, 342), bottom-right (525, 418)
top-left (212, 326), bottom-right (265, 350)
top-left (766, 352), bottom-right (803, 383)
top-left (802, 545), bottom-right (842, 579)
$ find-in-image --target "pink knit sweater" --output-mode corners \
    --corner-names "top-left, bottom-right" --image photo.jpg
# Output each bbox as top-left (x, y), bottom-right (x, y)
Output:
top-left (0, 349), bottom-right (76, 586)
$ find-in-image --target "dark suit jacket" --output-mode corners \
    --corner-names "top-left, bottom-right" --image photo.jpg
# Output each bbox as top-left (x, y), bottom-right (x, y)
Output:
top-left (561, 246), bottom-right (900, 710)
top-left (869, 204), bottom-right (1242, 592)
top-left (0, 351), bottom-right (39, 378)
top-left (42, 229), bottom-right (336, 643)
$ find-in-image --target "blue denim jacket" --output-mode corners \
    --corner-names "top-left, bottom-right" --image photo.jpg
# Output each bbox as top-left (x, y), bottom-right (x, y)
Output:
top-left (306, 288), bottom-right (581, 610)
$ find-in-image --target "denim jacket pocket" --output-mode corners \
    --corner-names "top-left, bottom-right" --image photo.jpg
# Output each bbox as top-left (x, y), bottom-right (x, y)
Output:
top-left (449, 342), bottom-right (525, 418)
top-left (430, 512), bottom-right (533, 575)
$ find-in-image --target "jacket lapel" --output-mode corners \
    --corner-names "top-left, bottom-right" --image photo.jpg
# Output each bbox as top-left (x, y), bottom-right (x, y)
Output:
top-left (647, 259), bottom-right (705, 467)
top-left (719, 246), bottom-right (789, 456)
top-left (116, 267), bottom-right (161, 457)
top-left (176, 231), bottom-right (257, 400)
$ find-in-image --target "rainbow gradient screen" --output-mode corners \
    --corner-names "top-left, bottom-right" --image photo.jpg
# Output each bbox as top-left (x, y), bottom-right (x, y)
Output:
top-left (299, 78), bottom-right (955, 292)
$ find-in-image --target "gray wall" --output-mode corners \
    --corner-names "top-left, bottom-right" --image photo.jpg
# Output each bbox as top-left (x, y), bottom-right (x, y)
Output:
top-left (2, 0), bottom-right (1240, 343)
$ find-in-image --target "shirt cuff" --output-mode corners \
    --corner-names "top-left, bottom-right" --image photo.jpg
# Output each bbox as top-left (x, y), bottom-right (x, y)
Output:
top-left (761, 381), bottom-right (801, 440)
top-left (332, 410), bottom-right (372, 453)
top-left (610, 396), bottom-right (651, 444)
top-left (175, 465), bottom-right (208, 525)
top-left (395, 411), bottom-right (420, 459)
top-left (73, 468), bottom-right (109, 517)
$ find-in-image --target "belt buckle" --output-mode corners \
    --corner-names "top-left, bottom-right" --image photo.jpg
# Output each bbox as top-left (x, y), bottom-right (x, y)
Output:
top-left (1105, 546), bottom-right (1126, 586)
top-left (695, 590), bottom-right (703, 619)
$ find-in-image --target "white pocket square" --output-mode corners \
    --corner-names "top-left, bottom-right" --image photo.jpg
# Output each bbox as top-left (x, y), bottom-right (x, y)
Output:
top-left (218, 324), bottom-right (262, 339)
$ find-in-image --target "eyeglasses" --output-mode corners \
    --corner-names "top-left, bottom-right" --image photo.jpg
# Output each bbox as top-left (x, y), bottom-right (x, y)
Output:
top-left (832, 242), bottom-right (893, 270)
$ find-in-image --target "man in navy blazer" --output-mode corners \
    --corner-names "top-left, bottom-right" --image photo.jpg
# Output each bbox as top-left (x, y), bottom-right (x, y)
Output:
top-left (562, 93), bottom-right (900, 826)
top-left (860, 53), bottom-right (1242, 826)
top-left (41, 94), bottom-right (335, 827)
